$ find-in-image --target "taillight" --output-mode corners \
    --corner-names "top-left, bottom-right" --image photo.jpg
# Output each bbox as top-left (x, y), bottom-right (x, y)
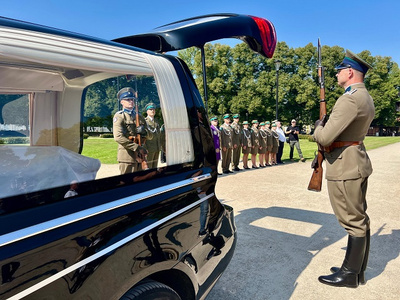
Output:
top-left (250, 16), bottom-right (277, 58)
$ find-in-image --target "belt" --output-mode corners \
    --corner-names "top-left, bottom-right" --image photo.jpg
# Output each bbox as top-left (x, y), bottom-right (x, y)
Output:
top-left (324, 141), bottom-right (362, 153)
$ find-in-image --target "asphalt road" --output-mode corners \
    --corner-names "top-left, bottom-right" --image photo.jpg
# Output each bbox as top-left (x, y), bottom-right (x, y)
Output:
top-left (207, 142), bottom-right (400, 300)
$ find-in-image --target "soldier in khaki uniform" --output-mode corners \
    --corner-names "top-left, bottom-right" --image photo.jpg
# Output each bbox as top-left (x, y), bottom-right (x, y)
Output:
top-left (258, 122), bottom-right (268, 167)
top-left (231, 114), bottom-right (242, 171)
top-left (314, 50), bottom-right (375, 288)
top-left (265, 121), bottom-right (273, 166)
top-left (144, 103), bottom-right (162, 169)
top-left (113, 87), bottom-right (152, 174)
top-left (241, 121), bottom-right (252, 169)
top-left (250, 120), bottom-right (260, 169)
top-left (220, 114), bottom-right (233, 174)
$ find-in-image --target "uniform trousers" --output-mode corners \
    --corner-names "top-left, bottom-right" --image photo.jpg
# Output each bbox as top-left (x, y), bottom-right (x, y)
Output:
top-left (232, 145), bottom-right (241, 168)
top-left (147, 151), bottom-right (160, 169)
top-left (119, 162), bottom-right (142, 174)
top-left (277, 141), bottom-right (284, 163)
top-left (221, 148), bottom-right (232, 172)
top-left (327, 177), bottom-right (369, 237)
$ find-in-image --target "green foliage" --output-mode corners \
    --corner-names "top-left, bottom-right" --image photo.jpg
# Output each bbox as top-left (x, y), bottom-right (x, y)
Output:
top-left (179, 42), bottom-right (400, 127)
top-left (83, 134), bottom-right (89, 139)
top-left (99, 133), bottom-right (114, 138)
top-left (1, 137), bottom-right (30, 144)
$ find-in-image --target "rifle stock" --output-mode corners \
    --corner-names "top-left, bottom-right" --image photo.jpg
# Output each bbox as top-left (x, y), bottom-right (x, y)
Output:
top-left (308, 38), bottom-right (326, 192)
top-left (134, 96), bottom-right (149, 170)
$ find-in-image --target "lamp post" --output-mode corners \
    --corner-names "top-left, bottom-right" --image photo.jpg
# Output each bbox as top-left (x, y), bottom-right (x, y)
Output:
top-left (274, 60), bottom-right (281, 121)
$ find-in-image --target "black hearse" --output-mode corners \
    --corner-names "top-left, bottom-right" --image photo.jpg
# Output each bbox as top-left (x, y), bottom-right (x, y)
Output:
top-left (0, 14), bottom-right (276, 299)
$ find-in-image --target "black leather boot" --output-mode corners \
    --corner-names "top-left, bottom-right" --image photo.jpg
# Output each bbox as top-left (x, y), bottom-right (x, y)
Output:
top-left (330, 230), bottom-right (370, 285)
top-left (319, 235), bottom-right (366, 288)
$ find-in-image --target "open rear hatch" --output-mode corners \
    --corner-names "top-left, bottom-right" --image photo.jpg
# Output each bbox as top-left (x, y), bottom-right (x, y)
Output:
top-left (113, 13), bottom-right (277, 58)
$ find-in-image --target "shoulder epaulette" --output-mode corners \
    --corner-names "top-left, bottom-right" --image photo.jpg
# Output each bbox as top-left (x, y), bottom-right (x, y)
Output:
top-left (344, 88), bottom-right (357, 95)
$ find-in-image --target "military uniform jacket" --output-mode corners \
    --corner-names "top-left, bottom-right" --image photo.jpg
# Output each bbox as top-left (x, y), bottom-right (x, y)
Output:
top-left (113, 110), bottom-right (153, 163)
top-left (241, 128), bottom-right (252, 148)
top-left (251, 127), bottom-right (260, 148)
top-left (144, 116), bottom-right (161, 153)
top-left (231, 122), bottom-right (241, 146)
top-left (220, 122), bottom-right (233, 149)
top-left (259, 129), bottom-right (268, 148)
top-left (265, 127), bottom-right (273, 148)
top-left (313, 83), bottom-right (375, 181)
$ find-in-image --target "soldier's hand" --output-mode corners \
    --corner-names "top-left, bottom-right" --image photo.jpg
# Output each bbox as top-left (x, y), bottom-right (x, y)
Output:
top-left (137, 146), bottom-right (148, 159)
top-left (136, 125), bottom-right (147, 137)
top-left (314, 115), bottom-right (327, 128)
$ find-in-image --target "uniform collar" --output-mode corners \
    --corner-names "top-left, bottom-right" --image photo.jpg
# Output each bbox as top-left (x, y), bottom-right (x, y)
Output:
top-left (123, 108), bottom-right (134, 114)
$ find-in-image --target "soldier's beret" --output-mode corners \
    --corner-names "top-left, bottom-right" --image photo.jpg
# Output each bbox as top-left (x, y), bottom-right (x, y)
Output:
top-left (145, 103), bottom-right (156, 110)
top-left (242, 121), bottom-right (249, 125)
top-left (260, 122), bottom-right (265, 126)
top-left (336, 49), bottom-right (372, 74)
top-left (272, 123), bottom-right (277, 127)
top-left (223, 114), bottom-right (230, 119)
top-left (210, 116), bottom-right (218, 121)
top-left (117, 87), bottom-right (136, 101)
top-left (265, 121), bottom-right (270, 124)
top-left (252, 120), bottom-right (259, 124)
top-left (233, 114), bottom-right (240, 119)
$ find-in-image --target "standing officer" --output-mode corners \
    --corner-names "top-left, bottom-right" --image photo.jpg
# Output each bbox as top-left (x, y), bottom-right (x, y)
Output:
top-left (231, 114), bottom-right (242, 171)
top-left (220, 114), bottom-right (233, 174)
top-left (144, 103), bottom-right (162, 169)
top-left (250, 120), bottom-right (260, 169)
top-left (314, 50), bottom-right (374, 288)
top-left (113, 87), bottom-right (152, 174)
top-left (241, 121), bottom-right (252, 169)
top-left (275, 120), bottom-right (285, 164)
top-left (265, 121), bottom-right (273, 166)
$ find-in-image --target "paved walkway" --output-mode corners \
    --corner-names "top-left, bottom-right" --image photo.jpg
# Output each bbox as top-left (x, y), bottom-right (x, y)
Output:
top-left (207, 142), bottom-right (400, 300)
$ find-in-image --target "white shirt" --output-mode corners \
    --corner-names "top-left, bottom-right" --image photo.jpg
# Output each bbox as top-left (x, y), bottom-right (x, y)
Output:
top-left (276, 127), bottom-right (286, 142)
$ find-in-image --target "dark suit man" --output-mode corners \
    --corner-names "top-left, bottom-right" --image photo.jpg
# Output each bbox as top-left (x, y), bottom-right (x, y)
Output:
top-left (313, 50), bottom-right (375, 288)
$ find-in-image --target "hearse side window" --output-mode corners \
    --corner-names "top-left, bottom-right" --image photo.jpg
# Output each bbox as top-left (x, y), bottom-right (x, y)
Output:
top-left (81, 75), bottom-right (165, 179)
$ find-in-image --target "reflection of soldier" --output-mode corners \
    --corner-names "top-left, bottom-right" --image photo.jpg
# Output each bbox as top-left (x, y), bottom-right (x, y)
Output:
top-left (220, 114), bottom-right (233, 174)
top-left (113, 87), bottom-right (152, 174)
top-left (231, 114), bottom-right (242, 171)
top-left (144, 103), bottom-right (162, 169)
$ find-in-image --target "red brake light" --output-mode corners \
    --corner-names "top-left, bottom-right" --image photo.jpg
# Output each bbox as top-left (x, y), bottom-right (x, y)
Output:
top-left (250, 16), bottom-right (277, 58)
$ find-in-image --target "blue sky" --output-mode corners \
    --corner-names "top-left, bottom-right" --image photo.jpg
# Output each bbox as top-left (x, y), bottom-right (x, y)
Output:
top-left (2, 0), bottom-right (399, 64)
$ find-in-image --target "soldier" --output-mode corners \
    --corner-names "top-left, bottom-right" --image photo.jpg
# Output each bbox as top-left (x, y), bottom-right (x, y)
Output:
top-left (270, 123), bottom-right (279, 165)
top-left (241, 121), bottom-right (252, 169)
top-left (231, 114), bottom-right (242, 171)
top-left (113, 87), bottom-right (152, 174)
top-left (220, 114), bottom-right (233, 174)
top-left (250, 120), bottom-right (260, 169)
top-left (314, 50), bottom-right (374, 288)
top-left (144, 103), bottom-right (162, 169)
top-left (258, 122), bottom-right (268, 167)
top-left (265, 121), bottom-right (273, 166)
top-left (210, 116), bottom-right (221, 174)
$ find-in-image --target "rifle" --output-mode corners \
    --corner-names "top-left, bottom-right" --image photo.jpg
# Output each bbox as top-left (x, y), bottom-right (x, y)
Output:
top-left (308, 38), bottom-right (326, 192)
top-left (134, 89), bottom-right (149, 170)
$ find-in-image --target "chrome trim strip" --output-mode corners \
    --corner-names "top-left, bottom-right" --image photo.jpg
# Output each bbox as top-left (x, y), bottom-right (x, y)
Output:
top-left (8, 193), bottom-right (213, 300)
top-left (0, 173), bottom-right (211, 248)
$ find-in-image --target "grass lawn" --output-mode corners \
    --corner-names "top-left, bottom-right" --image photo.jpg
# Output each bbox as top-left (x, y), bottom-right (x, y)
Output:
top-left (81, 136), bottom-right (400, 164)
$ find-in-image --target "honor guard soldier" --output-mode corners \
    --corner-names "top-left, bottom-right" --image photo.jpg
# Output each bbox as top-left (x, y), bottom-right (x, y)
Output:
top-left (210, 116), bottom-right (222, 174)
top-left (220, 113), bottom-right (233, 174)
top-left (144, 103), bottom-right (162, 169)
top-left (231, 114), bottom-right (242, 171)
top-left (271, 123), bottom-right (279, 165)
top-left (314, 50), bottom-right (375, 288)
top-left (241, 121), bottom-right (252, 169)
top-left (258, 122), bottom-right (268, 167)
top-left (113, 87), bottom-right (153, 174)
top-left (265, 121), bottom-right (273, 166)
top-left (250, 120), bottom-right (260, 169)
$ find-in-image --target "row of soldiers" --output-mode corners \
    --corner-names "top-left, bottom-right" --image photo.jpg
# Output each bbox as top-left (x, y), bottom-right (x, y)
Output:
top-left (210, 114), bottom-right (280, 174)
